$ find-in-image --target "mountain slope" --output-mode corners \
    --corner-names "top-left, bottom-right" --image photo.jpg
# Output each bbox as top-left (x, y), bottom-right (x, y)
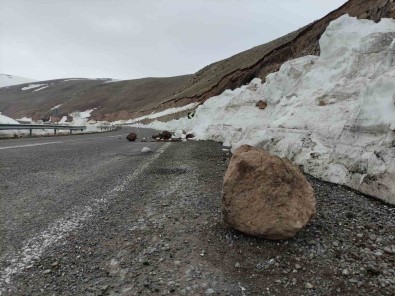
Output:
top-left (0, 76), bottom-right (191, 121)
top-left (0, 0), bottom-right (393, 121)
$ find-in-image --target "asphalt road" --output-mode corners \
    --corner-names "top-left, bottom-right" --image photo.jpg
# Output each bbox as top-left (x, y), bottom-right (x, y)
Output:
top-left (0, 128), bottom-right (170, 293)
top-left (0, 128), bottom-right (393, 296)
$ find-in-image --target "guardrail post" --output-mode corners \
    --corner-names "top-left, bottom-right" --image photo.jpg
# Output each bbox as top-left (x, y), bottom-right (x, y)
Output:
top-left (29, 129), bottom-right (33, 136)
top-left (54, 129), bottom-right (57, 135)
top-left (70, 129), bottom-right (72, 135)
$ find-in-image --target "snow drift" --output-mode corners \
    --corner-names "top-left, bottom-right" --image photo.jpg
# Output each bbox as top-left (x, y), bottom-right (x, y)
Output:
top-left (143, 15), bottom-right (395, 205)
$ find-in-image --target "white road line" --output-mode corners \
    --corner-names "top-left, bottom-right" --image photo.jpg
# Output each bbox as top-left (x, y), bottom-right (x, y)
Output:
top-left (0, 134), bottom-right (127, 150)
top-left (0, 142), bottom-right (171, 294)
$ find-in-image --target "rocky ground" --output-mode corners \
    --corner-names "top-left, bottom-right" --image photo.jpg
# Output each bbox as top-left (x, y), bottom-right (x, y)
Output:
top-left (4, 140), bottom-right (394, 295)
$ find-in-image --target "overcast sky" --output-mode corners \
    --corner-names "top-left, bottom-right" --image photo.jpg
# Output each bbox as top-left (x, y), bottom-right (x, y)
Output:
top-left (0, 0), bottom-right (347, 81)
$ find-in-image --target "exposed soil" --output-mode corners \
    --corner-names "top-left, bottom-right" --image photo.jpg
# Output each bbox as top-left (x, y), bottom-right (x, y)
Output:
top-left (4, 141), bottom-right (394, 296)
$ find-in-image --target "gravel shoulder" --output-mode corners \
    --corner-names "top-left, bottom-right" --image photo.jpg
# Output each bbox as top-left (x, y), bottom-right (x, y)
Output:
top-left (1, 140), bottom-right (394, 295)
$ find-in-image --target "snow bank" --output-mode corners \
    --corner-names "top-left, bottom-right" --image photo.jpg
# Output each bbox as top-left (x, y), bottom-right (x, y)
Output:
top-left (0, 110), bottom-right (114, 138)
top-left (0, 74), bottom-right (36, 88)
top-left (143, 15), bottom-right (395, 204)
top-left (0, 113), bottom-right (19, 124)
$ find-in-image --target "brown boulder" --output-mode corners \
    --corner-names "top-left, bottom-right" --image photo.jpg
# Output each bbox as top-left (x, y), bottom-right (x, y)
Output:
top-left (256, 100), bottom-right (267, 110)
top-left (222, 145), bottom-right (316, 240)
top-left (126, 132), bottom-right (137, 142)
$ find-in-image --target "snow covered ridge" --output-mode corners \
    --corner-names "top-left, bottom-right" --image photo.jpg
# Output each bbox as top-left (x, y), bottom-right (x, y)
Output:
top-left (142, 15), bottom-right (395, 205)
top-left (0, 74), bottom-right (36, 88)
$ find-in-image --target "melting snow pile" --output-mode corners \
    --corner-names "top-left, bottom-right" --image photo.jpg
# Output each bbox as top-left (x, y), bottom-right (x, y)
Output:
top-left (143, 15), bottom-right (395, 204)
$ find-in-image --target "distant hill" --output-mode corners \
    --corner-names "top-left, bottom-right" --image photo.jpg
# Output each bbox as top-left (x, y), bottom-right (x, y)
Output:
top-left (0, 76), bottom-right (192, 121)
top-left (0, 0), bottom-right (393, 122)
top-left (0, 74), bottom-right (36, 88)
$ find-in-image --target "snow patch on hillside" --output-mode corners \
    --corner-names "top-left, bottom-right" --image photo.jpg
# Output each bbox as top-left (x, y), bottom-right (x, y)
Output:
top-left (0, 74), bottom-right (36, 88)
top-left (117, 103), bottom-right (199, 125)
top-left (50, 104), bottom-right (63, 110)
top-left (141, 15), bottom-right (395, 204)
top-left (70, 109), bottom-right (96, 125)
top-left (32, 86), bottom-right (49, 92)
top-left (21, 84), bottom-right (47, 91)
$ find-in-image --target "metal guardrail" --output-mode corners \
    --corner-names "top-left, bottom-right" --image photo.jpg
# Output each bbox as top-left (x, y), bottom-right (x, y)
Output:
top-left (0, 124), bottom-right (86, 136)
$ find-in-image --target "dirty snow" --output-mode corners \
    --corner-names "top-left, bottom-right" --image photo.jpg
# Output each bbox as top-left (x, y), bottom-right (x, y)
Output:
top-left (142, 15), bottom-right (395, 205)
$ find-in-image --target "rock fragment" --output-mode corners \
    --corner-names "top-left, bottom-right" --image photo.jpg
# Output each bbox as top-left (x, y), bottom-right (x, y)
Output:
top-left (126, 132), bottom-right (137, 142)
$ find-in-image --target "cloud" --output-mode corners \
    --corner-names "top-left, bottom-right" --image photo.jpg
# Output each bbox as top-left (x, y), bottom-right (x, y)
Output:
top-left (0, 0), bottom-right (347, 80)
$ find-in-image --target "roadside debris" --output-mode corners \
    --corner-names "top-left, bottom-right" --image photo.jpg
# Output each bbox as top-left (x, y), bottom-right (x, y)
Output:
top-left (126, 132), bottom-right (137, 141)
top-left (141, 147), bottom-right (151, 153)
top-left (152, 130), bottom-right (172, 140)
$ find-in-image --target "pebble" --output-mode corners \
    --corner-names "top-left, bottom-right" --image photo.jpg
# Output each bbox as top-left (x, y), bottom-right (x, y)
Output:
top-left (333, 241), bottom-right (340, 247)
top-left (295, 264), bottom-right (302, 270)
top-left (205, 288), bottom-right (215, 294)
top-left (342, 269), bottom-right (350, 276)
top-left (369, 234), bottom-right (377, 241)
top-left (42, 269), bottom-right (51, 274)
top-left (141, 147), bottom-right (151, 153)
top-left (235, 262), bottom-right (241, 268)
top-left (305, 282), bottom-right (314, 289)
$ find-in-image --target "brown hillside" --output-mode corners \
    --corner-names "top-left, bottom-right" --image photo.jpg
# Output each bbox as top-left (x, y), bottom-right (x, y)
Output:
top-left (0, 76), bottom-right (191, 121)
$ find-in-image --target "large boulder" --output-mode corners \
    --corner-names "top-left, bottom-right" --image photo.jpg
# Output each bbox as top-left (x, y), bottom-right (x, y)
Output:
top-left (126, 132), bottom-right (137, 142)
top-left (222, 145), bottom-right (316, 240)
